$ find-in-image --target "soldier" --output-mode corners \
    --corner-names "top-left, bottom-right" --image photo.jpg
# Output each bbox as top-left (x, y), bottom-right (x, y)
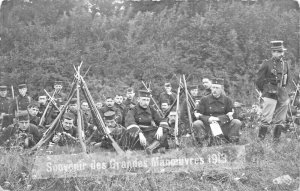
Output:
top-left (123, 88), bottom-right (137, 109)
top-left (158, 82), bottom-right (176, 106)
top-left (0, 112), bottom-right (41, 149)
top-left (201, 77), bottom-right (212, 97)
top-left (95, 101), bottom-right (103, 109)
top-left (50, 80), bottom-right (67, 108)
top-left (50, 112), bottom-right (78, 147)
top-left (37, 95), bottom-right (47, 118)
top-left (114, 94), bottom-right (126, 125)
top-left (67, 98), bottom-right (88, 128)
top-left (193, 78), bottom-right (242, 145)
top-left (99, 96), bottom-right (122, 124)
top-left (160, 100), bottom-right (170, 115)
top-left (27, 101), bottom-right (40, 126)
top-left (9, 83), bottom-right (32, 116)
top-left (125, 90), bottom-right (169, 154)
top-left (0, 85), bottom-right (13, 129)
top-left (92, 111), bottom-right (128, 150)
top-left (256, 41), bottom-right (290, 142)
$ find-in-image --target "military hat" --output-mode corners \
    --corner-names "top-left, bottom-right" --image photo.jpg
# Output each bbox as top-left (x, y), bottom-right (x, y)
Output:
top-left (211, 78), bottom-right (224, 85)
top-left (69, 98), bottom-right (77, 104)
top-left (164, 82), bottom-right (171, 88)
top-left (54, 80), bottom-right (63, 86)
top-left (17, 111), bottom-right (30, 121)
top-left (27, 101), bottom-right (40, 109)
top-left (161, 99), bottom-right (170, 105)
top-left (126, 87), bottom-right (134, 93)
top-left (103, 111), bottom-right (116, 120)
top-left (63, 112), bottom-right (75, 120)
top-left (18, 84), bottom-right (27, 89)
top-left (187, 84), bottom-right (198, 90)
top-left (271, 40), bottom-right (287, 51)
top-left (138, 90), bottom-right (151, 98)
top-left (0, 85), bottom-right (7, 91)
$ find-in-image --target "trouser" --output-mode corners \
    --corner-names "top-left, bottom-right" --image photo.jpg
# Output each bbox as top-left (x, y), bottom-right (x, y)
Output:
top-left (193, 119), bottom-right (241, 143)
top-left (258, 97), bottom-right (289, 140)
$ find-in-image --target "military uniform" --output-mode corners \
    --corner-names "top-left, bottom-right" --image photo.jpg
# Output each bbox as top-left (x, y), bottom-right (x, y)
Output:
top-left (0, 85), bottom-right (13, 129)
top-left (125, 90), bottom-right (169, 153)
top-left (158, 91), bottom-right (176, 106)
top-left (194, 79), bottom-right (241, 144)
top-left (256, 41), bottom-right (290, 141)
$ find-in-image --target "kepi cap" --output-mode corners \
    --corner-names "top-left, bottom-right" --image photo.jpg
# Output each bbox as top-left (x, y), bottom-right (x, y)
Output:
top-left (63, 112), bottom-right (75, 120)
top-left (18, 84), bottom-right (27, 89)
top-left (17, 111), bottom-right (29, 121)
top-left (138, 90), bottom-right (151, 98)
top-left (211, 78), bottom-right (224, 86)
top-left (0, 85), bottom-right (7, 91)
top-left (271, 40), bottom-right (287, 51)
top-left (104, 111), bottom-right (116, 120)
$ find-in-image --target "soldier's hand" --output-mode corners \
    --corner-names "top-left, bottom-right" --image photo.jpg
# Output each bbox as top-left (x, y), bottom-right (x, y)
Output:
top-left (194, 112), bottom-right (202, 119)
top-left (155, 127), bottom-right (163, 140)
top-left (52, 134), bottom-right (61, 143)
top-left (139, 132), bottom-right (147, 146)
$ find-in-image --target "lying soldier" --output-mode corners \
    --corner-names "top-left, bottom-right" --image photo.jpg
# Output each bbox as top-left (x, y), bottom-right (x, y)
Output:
top-left (50, 112), bottom-right (79, 147)
top-left (125, 90), bottom-right (169, 154)
top-left (0, 112), bottom-right (41, 149)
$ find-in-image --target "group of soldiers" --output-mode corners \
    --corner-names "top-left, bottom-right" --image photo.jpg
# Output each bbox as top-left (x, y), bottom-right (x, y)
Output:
top-left (0, 40), bottom-right (299, 154)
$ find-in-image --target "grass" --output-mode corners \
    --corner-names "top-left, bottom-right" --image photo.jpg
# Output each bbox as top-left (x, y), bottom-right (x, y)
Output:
top-left (0, 125), bottom-right (299, 191)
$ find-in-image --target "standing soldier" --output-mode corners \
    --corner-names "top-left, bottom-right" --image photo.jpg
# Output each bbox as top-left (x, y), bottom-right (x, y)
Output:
top-left (0, 85), bottom-right (12, 129)
top-left (9, 83), bottom-right (32, 116)
top-left (125, 90), bottom-right (169, 154)
top-left (50, 80), bottom-right (67, 108)
top-left (158, 82), bottom-right (176, 106)
top-left (194, 78), bottom-right (242, 145)
top-left (256, 41), bottom-right (290, 142)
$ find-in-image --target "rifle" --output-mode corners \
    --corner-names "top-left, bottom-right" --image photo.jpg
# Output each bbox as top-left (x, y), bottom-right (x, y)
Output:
top-left (255, 88), bottom-right (263, 103)
top-left (44, 89), bottom-right (61, 111)
top-left (142, 81), bottom-right (164, 118)
top-left (11, 85), bottom-right (14, 99)
top-left (75, 64), bottom-right (87, 153)
top-left (183, 75), bottom-right (196, 143)
top-left (174, 77), bottom-right (181, 147)
top-left (292, 80), bottom-right (299, 106)
top-left (38, 89), bottom-right (57, 126)
top-left (76, 66), bottom-right (125, 155)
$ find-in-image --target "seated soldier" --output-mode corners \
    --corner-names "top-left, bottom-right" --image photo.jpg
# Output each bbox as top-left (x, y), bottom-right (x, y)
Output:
top-left (160, 101), bottom-right (170, 115)
top-left (50, 112), bottom-right (78, 147)
top-left (193, 78), bottom-right (242, 146)
top-left (0, 112), bottom-right (41, 149)
top-left (125, 90), bottom-right (169, 154)
top-left (91, 111), bottom-right (128, 151)
top-left (27, 101), bottom-right (41, 126)
top-left (99, 96), bottom-right (122, 125)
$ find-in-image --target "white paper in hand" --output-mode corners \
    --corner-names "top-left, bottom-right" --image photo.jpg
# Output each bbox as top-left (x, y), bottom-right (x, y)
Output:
top-left (210, 122), bottom-right (223, 136)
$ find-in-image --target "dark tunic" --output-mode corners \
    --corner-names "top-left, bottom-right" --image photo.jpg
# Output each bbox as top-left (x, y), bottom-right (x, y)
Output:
top-left (158, 91), bottom-right (176, 106)
top-left (9, 95), bottom-right (32, 115)
top-left (0, 123), bottom-right (41, 148)
top-left (99, 105), bottom-right (122, 124)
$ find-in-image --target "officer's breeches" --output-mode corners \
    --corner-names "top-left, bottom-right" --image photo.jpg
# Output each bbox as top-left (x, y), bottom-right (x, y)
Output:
top-left (261, 97), bottom-right (289, 125)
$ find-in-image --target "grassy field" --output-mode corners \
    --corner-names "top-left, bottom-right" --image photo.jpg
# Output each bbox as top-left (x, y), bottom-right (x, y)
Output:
top-left (0, 126), bottom-right (299, 191)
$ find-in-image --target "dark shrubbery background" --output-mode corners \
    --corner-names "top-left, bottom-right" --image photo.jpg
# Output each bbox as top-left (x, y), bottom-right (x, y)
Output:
top-left (1, 0), bottom-right (300, 104)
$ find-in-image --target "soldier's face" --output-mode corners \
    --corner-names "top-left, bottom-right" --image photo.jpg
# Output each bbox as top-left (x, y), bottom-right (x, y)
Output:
top-left (126, 92), bottom-right (135, 99)
top-left (19, 120), bottom-right (30, 131)
top-left (165, 86), bottom-right (172, 93)
top-left (105, 99), bottom-right (115, 107)
top-left (81, 102), bottom-right (89, 111)
top-left (28, 107), bottom-right (39, 116)
top-left (138, 97), bottom-right (150, 108)
top-left (38, 96), bottom-right (47, 105)
top-left (190, 89), bottom-right (198, 97)
top-left (69, 104), bottom-right (77, 111)
top-left (168, 112), bottom-right (177, 124)
top-left (203, 79), bottom-right (212, 89)
top-left (0, 90), bottom-right (7, 97)
top-left (19, 88), bottom-right (27, 96)
top-left (96, 102), bottom-right (102, 109)
top-left (54, 84), bottom-right (62, 90)
top-left (114, 96), bottom-right (123, 104)
top-left (105, 119), bottom-right (117, 129)
top-left (62, 118), bottom-right (74, 131)
top-left (161, 103), bottom-right (169, 111)
top-left (272, 50), bottom-right (284, 58)
top-left (211, 84), bottom-right (222, 97)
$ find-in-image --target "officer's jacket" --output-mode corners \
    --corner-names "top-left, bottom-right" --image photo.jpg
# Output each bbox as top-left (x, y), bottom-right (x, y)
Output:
top-left (0, 123), bottom-right (41, 147)
top-left (125, 104), bottom-right (163, 131)
top-left (0, 96), bottom-right (11, 114)
top-left (196, 94), bottom-right (233, 127)
top-left (256, 58), bottom-right (289, 101)
top-left (99, 105), bottom-right (122, 124)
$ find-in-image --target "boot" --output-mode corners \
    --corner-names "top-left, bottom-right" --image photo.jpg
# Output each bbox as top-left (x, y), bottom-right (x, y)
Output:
top-left (146, 140), bottom-right (160, 155)
top-left (273, 124), bottom-right (283, 143)
top-left (258, 124), bottom-right (268, 140)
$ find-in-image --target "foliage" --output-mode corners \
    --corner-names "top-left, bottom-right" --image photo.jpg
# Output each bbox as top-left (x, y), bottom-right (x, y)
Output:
top-left (0, 0), bottom-right (300, 105)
